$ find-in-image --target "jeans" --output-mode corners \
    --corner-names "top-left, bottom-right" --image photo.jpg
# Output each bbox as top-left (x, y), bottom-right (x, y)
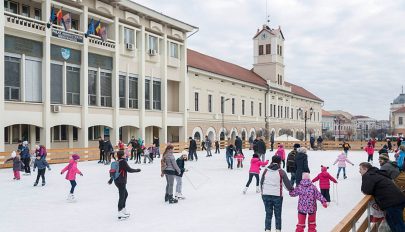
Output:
top-left (115, 182), bottom-right (128, 211)
top-left (259, 153), bottom-right (266, 161)
top-left (175, 176), bottom-right (182, 193)
top-left (270, 142), bottom-right (274, 151)
top-left (290, 172), bottom-right (296, 186)
top-left (165, 174), bottom-right (175, 195)
top-left (206, 148), bottom-right (212, 156)
top-left (99, 149), bottom-right (104, 162)
top-left (246, 173), bottom-right (259, 187)
top-left (385, 204), bottom-right (405, 232)
top-left (262, 195), bottom-right (283, 230)
top-left (367, 155), bottom-right (373, 162)
top-left (188, 149), bottom-right (198, 161)
top-left (337, 167), bottom-right (346, 178)
top-left (35, 169), bottom-right (46, 183)
top-left (69, 180), bottom-right (77, 194)
top-left (215, 147), bottom-right (220, 154)
top-left (321, 189), bottom-right (330, 202)
top-left (226, 155), bottom-right (233, 169)
top-left (23, 157), bottom-right (31, 173)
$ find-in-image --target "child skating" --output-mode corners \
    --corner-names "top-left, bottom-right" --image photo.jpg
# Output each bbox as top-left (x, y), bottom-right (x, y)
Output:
top-left (243, 154), bottom-right (269, 194)
top-left (5, 151), bottom-right (22, 180)
top-left (275, 144), bottom-right (286, 168)
top-left (311, 166), bottom-right (337, 203)
top-left (234, 152), bottom-right (245, 168)
top-left (33, 154), bottom-right (51, 186)
top-left (61, 154), bottom-right (83, 202)
top-left (333, 152), bottom-right (354, 179)
top-left (175, 151), bottom-right (188, 200)
top-left (364, 142), bottom-right (374, 163)
top-left (290, 173), bottom-right (328, 232)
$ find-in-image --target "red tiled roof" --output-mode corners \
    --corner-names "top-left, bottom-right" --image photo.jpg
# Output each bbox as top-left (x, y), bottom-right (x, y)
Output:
top-left (187, 49), bottom-right (267, 86)
top-left (393, 107), bottom-right (405, 114)
top-left (284, 82), bottom-right (323, 102)
top-left (322, 110), bottom-right (333, 117)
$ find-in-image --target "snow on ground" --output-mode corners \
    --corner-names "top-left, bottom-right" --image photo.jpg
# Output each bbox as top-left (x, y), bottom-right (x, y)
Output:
top-left (0, 149), bottom-right (384, 232)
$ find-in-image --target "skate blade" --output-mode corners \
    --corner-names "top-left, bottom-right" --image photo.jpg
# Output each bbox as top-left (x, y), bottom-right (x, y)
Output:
top-left (118, 216), bottom-right (130, 220)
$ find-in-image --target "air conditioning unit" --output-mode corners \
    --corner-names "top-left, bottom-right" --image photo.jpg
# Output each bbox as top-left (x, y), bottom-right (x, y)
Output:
top-left (149, 49), bottom-right (157, 56)
top-left (126, 43), bottom-right (135, 51)
top-left (51, 105), bottom-right (61, 113)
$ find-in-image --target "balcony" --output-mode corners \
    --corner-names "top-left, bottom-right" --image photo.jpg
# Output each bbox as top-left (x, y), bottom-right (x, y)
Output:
top-left (4, 11), bottom-right (46, 35)
top-left (51, 25), bottom-right (84, 43)
top-left (88, 34), bottom-right (116, 50)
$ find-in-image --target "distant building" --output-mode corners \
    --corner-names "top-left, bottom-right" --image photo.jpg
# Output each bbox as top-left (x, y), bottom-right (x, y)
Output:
top-left (390, 90), bottom-right (405, 136)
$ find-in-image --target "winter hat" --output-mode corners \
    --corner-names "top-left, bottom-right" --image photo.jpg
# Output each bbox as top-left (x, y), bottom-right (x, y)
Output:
top-left (11, 151), bottom-right (16, 158)
top-left (252, 154), bottom-right (259, 158)
top-left (23, 141), bottom-right (28, 146)
top-left (302, 172), bottom-right (310, 180)
top-left (293, 143), bottom-right (301, 149)
top-left (321, 165), bottom-right (328, 172)
top-left (72, 154), bottom-right (80, 160)
top-left (298, 147), bottom-right (307, 154)
top-left (379, 153), bottom-right (389, 161)
top-left (271, 155), bottom-right (281, 164)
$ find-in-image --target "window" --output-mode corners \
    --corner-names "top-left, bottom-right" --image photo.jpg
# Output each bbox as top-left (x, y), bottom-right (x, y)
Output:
top-left (400, 117), bottom-right (403, 125)
top-left (66, 66), bottom-right (80, 105)
top-left (169, 42), bottom-right (179, 58)
top-left (71, 19), bottom-right (78, 31)
top-left (291, 108), bottom-right (294, 119)
top-left (208, 94), bottom-right (212, 112)
top-left (22, 5), bottom-right (30, 17)
top-left (273, 105), bottom-right (276, 117)
top-left (128, 75), bottom-right (138, 109)
top-left (259, 103), bottom-right (262, 117)
top-left (25, 59), bottom-right (42, 102)
top-left (148, 35), bottom-right (158, 52)
top-left (251, 101), bottom-right (254, 116)
top-left (153, 80), bottom-right (161, 110)
top-left (266, 44), bottom-right (271, 54)
top-left (194, 92), bottom-right (199, 111)
top-left (270, 104), bottom-right (273, 117)
top-left (51, 63), bottom-right (63, 104)
top-left (53, 125), bottom-right (67, 141)
top-left (231, 98), bottom-right (235, 114)
top-left (35, 127), bottom-right (40, 142)
top-left (124, 27), bottom-right (135, 46)
top-left (258, 45), bottom-right (264, 55)
top-left (277, 106), bottom-right (280, 118)
top-left (221, 96), bottom-right (224, 114)
top-left (119, 74), bottom-right (126, 108)
top-left (5, 1), bottom-right (18, 14)
top-left (34, 8), bottom-right (41, 20)
top-left (145, 79), bottom-right (150, 110)
top-left (242, 100), bottom-right (245, 115)
top-left (100, 72), bottom-right (112, 107)
top-left (88, 126), bottom-right (101, 140)
top-left (280, 45), bottom-right (283, 56)
top-left (4, 127), bottom-right (9, 143)
top-left (277, 45), bottom-right (280, 55)
top-left (280, 106), bottom-right (283, 118)
top-left (88, 70), bottom-right (97, 106)
top-left (4, 56), bottom-right (21, 101)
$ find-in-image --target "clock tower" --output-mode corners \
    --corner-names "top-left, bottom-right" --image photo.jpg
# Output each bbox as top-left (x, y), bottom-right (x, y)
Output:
top-left (252, 24), bottom-right (285, 85)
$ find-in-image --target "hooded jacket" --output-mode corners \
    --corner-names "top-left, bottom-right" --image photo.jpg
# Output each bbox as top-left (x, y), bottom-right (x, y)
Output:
top-left (114, 158), bottom-right (141, 184)
top-left (379, 161), bottom-right (400, 180)
top-left (275, 145), bottom-right (286, 160)
top-left (286, 150), bottom-right (297, 173)
top-left (289, 179), bottom-right (327, 214)
top-left (333, 153), bottom-right (354, 167)
top-left (260, 163), bottom-right (293, 196)
top-left (364, 145), bottom-right (374, 155)
top-left (295, 151), bottom-right (310, 185)
top-left (5, 156), bottom-right (22, 171)
top-left (312, 166), bottom-right (337, 189)
top-left (249, 158), bottom-right (269, 174)
top-left (61, 160), bottom-right (82, 181)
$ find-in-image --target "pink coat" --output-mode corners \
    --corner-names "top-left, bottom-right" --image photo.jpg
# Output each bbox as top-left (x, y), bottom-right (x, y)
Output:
top-left (275, 146), bottom-right (286, 160)
top-left (249, 158), bottom-right (269, 174)
top-left (364, 146), bottom-right (374, 155)
top-left (61, 160), bottom-right (82, 180)
top-left (333, 153), bottom-right (354, 167)
top-left (312, 166), bottom-right (337, 189)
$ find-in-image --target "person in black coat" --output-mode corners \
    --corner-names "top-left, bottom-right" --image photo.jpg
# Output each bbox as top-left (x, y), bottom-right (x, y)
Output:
top-left (153, 136), bottom-right (160, 158)
top-left (102, 138), bottom-right (113, 165)
top-left (294, 147), bottom-right (310, 186)
top-left (188, 137), bottom-right (198, 161)
top-left (270, 132), bottom-right (275, 151)
top-left (98, 137), bottom-right (104, 163)
top-left (235, 136), bottom-right (243, 154)
top-left (257, 138), bottom-right (267, 161)
top-left (108, 151), bottom-right (141, 219)
top-left (360, 162), bottom-right (405, 231)
top-left (215, 140), bottom-right (220, 154)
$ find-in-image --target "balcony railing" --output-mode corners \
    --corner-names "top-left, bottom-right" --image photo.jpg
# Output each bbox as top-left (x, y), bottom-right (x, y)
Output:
top-left (88, 34), bottom-right (115, 49)
top-left (4, 11), bottom-right (46, 32)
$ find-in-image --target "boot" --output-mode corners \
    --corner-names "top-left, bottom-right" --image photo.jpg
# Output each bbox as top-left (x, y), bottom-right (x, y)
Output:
top-left (344, 175), bottom-right (347, 179)
top-left (122, 208), bottom-right (130, 216)
top-left (168, 195), bottom-right (178, 204)
top-left (42, 182), bottom-right (45, 186)
top-left (256, 186), bottom-right (260, 193)
top-left (176, 192), bottom-right (185, 200)
top-left (33, 182), bottom-right (38, 186)
top-left (165, 193), bottom-right (169, 202)
top-left (243, 187), bottom-right (248, 194)
top-left (118, 210), bottom-right (129, 220)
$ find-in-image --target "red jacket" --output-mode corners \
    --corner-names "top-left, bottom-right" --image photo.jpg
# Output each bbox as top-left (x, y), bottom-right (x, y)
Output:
top-left (364, 146), bottom-right (374, 155)
top-left (312, 166), bottom-right (337, 189)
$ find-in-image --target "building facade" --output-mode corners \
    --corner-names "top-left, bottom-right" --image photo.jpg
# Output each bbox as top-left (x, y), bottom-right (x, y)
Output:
top-left (390, 91), bottom-right (405, 136)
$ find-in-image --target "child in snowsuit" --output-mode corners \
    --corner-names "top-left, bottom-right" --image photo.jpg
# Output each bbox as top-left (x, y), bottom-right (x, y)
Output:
top-left (61, 154), bottom-right (83, 202)
top-left (312, 166), bottom-right (337, 203)
top-left (364, 142), bottom-right (374, 163)
top-left (5, 151), bottom-right (22, 180)
top-left (234, 153), bottom-right (245, 168)
top-left (290, 173), bottom-right (328, 232)
top-left (333, 152), bottom-right (354, 179)
top-left (275, 144), bottom-right (286, 169)
top-left (243, 154), bottom-right (269, 194)
top-left (33, 154), bottom-right (51, 186)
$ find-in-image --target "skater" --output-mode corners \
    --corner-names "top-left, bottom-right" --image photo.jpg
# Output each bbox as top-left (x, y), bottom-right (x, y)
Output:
top-left (310, 136), bottom-right (315, 150)
top-left (364, 142), bottom-right (374, 163)
top-left (215, 140), bottom-right (220, 154)
top-left (287, 144), bottom-right (300, 187)
top-left (290, 173), bottom-right (328, 232)
top-left (175, 151), bottom-right (188, 200)
top-left (317, 136), bottom-right (324, 150)
top-left (275, 144), bottom-right (286, 169)
top-left (128, 136), bottom-right (137, 160)
top-left (260, 155), bottom-right (293, 232)
top-left (270, 132), bottom-right (275, 151)
top-left (5, 151), bottom-right (22, 180)
top-left (226, 144), bottom-right (236, 169)
top-left (249, 135), bottom-right (254, 150)
top-left (143, 146), bottom-right (153, 164)
top-left (378, 145), bottom-right (389, 155)
top-left (257, 137), bottom-right (267, 161)
top-left (61, 154), bottom-right (83, 202)
top-left (153, 136), bottom-right (160, 158)
top-left (205, 136), bottom-right (212, 157)
top-left (33, 154), bottom-right (51, 186)
top-left (21, 141), bottom-right (31, 175)
top-left (295, 147), bottom-right (310, 186)
top-left (311, 166), bottom-right (337, 203)
top-left (396, 145), bottom-right (405, 170)
top-left (102, 138), bottom-right (113, 165)
top-left (234, 152), bottom-right (245, 168)
top-left (188, 137), bottom-right (198, 161)
top-left (342, 140), bottom-right (351, 157)
top-left (333, 152), bottom-right (354, 179)
top-left (98, 136), bottom-right (104, 163)
top-left (201, 140), bottom-right (206, 151)
top-left (35, 145), bottom-right (47, 159)
top-left (118, 140), bottom-right (125, 150)
top-left (161, 145), bottom-right (181, 204)
top-left (243, 154), bottom-right (269, 194)
top-left (235, 136), bottom-right (243, 154)
top-left (108, 150), bottom-right (141, 220)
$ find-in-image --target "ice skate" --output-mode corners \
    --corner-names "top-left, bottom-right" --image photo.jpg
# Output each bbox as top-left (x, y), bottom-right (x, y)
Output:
top-left (243, 187), bottom-right (248, 194)
top-left (118, 210), bottom-right (130, 220)
top-left (275, 230), bottom-right (281, 232)
top-left (175, 192), bottom-right (186, 200)
top-left (256, 186), bottom-right (260, 193)
top-left (122, 208), bottom-right (130, 216)
top-left (344, 175), bottom-right (347, 179)
top-left (168, 195), bottom-right (178, 204)
top-left (67, 193), bottom-right (76, 203)
top-left (33, 182), bottom-right (38, 186)
top-left (42, 182), bottom-right (45, 186)
top-left (165, 193), bottom-right (169, 202)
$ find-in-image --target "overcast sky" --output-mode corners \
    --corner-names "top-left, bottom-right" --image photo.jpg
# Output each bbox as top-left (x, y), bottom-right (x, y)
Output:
top-left (134, 0), bottom-right (405, 120)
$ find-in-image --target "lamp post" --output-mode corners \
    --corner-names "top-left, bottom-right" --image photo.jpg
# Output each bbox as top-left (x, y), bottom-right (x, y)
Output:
top-left (334, 117), bottom-right (342, 141)
top-left (298, 107), bottom-right (314, 142)
top-left (221, 98), bottom-right (230, 140)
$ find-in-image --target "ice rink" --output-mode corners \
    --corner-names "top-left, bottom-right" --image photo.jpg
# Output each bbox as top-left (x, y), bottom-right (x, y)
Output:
top-left (0, 149), bottom-right (381, 232)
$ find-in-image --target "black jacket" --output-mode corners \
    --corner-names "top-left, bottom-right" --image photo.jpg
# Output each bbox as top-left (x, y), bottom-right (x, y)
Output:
top-left (235, 138), bottom-right (242, 149)
top-left (361, 167), bottom-right (405, 210)
top-left (114, 159), bottom-right (141, 184)
top-left (175, 158), bottom-right (186, 177)
top-left (257, 140), bottom-right (266, 154)
top-left (253, 139), bottom-right (259, 152)
top-left (189, 139), bottom-right (197, 150)
top-left (286, 150), bottom-right (297, 173)
top-left (98, 140), bottom-right (103, 150)
top-left (102, 140), bottom-right (113, 152)
top-left (153, 138), bottom-right (160, 147)
top-left (295, 152), bottom-right (310, 185)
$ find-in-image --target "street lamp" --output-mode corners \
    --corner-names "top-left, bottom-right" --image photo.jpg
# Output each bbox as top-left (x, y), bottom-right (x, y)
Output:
top-left (298, 107), bottom-right (314, 142)
top-left (221, 98), bottom-right (230, 140)
top-left (334, 116), bottom-right (342, 141)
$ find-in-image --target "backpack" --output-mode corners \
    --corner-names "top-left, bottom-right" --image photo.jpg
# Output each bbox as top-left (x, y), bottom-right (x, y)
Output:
top-left (109, 160), bottom-right (121, 180)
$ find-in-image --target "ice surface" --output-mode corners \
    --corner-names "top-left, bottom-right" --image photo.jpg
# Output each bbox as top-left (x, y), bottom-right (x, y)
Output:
top-left (0, 149), bottom-right (382, 232)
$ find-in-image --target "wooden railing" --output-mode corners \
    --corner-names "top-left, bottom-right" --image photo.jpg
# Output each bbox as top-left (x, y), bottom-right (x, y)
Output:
top-left (332, 195), bottom-right (380, 232)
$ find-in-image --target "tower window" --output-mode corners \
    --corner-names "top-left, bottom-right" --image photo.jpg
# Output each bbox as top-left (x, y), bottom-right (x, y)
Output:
top-left (266, 44), bottom-right (271, 54)
top-left (258, 45), bottom-right (264, 55)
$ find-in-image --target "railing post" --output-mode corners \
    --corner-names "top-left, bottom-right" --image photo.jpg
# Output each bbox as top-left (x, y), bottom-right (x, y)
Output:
top-left (352, 221), bottom-right (356, 232)
top-left (367, 202), bottom-right (371, 231)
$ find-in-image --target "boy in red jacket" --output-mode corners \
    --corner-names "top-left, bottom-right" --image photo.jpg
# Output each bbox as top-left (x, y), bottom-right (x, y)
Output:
top-left (364, 142), bottom-right (374, 163)
top-left (312, 166), bottom-right (337, 203)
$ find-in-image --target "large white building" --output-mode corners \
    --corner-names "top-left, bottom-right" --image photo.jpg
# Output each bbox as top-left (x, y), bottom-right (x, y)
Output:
top-left (390, 91), bottom-right (405, 136)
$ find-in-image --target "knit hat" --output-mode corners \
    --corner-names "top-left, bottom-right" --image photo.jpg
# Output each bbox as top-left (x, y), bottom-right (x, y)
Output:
top-left (321, 165), bottom-right (328, 172)
top-left (379, 153), bottom-right (389, 161)
top-left (72, 154), bottom-right (80, 160)
top-left (11, 151), bottom-right (16, 158)
top-left (23, 141), bottom-right (28, 146)
top-left (271, 155), bottom-right (281, 164)
top-left (293, 143), bottom-right (301, 149)
top-left (302, 172), bottom-right (310, 180)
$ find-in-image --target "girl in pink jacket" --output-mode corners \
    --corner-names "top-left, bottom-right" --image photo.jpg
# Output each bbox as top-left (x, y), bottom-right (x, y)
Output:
top-left (333, 152), bottom-right (354, 179)
top-left (234, 153), bottom-right (245, 168)
top-left (61, 154), bottom-right (83, 202)
top-left (364, 142), bottom-right (374, 163)
top-left (275, 144), bottom-right (286, 168)
top-left (312, 166), bottom-right (337, 203)
top-left (243, 154), bottom-right (269, 194)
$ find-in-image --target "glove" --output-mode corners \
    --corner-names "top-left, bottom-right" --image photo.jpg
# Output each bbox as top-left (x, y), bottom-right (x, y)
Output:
top-left (322, 202), bottom-right (328, 208)
top-left (185, 169), bottom-right (189, 172)
top-left (108, 179), bottom-right (113, 185)
top-left (80, 173), bottom-right (83, 176)
top-left (160, 173), bottom-right (164, 177)
top-left (60, 172), bottom-right (63, 175)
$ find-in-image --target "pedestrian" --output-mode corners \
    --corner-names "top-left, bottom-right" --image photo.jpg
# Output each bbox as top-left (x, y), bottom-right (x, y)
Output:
top-left (287, 143), bottom-right (300, 187)
top-left (175, 151), bottom-right (188, 200)
top-left (317, 136), bottom-right (323, 150)
top-left (275, 144), bottom-right (286, 169)
top-left (257, 137), bottom-right (267, 161)
top-left (215, 140), bottom-right (220, 154)
top-left (205, 136), bottom-right (212, 157)
top-left (226, 144), bottom-right (236, 169)
top-left (359, 162), bottom-right (405, 231)
top-left (234, 152), bottom-right (245, 168)
top-left (364, 142), bottom-right (374, 163)
top-left (243, 154), bottom-right (269, 194)
top-left (290, 172), bottom-right (328, 232)
top-left (260, 155), bottom-right (293, 232)
top-left (98, 136), bottom-right (104, 163)
top-left (270, 132), bottom-right (275, 152)
top-left (108, 150), bottom-right (141, 220)
top-left (60, 154), bottom-right (83, 202)
top-left (310, 137), bottom-right (315, 150)
top-left (33, 154), bottom-right (51, 186)
top-left (311, 166), bottom-right (337, 203)
top-left (342, 140), bottom-right (351, 157)
top-left (295, 147), bottom-right (310, 186)
top-left (188, 137), bottom-right (198, 161)
top-left (235, 136), bottom-right (243, 154)
top-left (21, 141), bottom-right (31, 175)
top-left (5, 151), bottom-right (22, 180)
top-left (249, 135), bottom-right (254, 150)
top-left (378, 145), bottom-right (389, 155)
top-left (378, 153), bottom-right (400, 180)
top-left (161, 145), bottom-right (181, 204)
top-left (128, 136), bottom-right (137, 160)
top-left (333, 152), bottom-right (354, 179)
top-left (201, 140), bottom-right (206, 151)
